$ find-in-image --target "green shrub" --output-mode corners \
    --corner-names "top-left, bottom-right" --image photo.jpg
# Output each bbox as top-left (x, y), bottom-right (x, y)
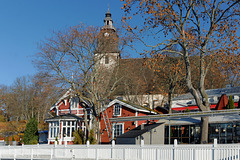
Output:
top-left (29, 139), bottom-right (38, 144)
top-left (227, 95), bottom-right (235, 109)
top-left (5, 137), bottom-right (9, 144)
top-left (88, 129), bottom-right (96, 144)
top-left (55, 136), bottom-right (58, 143)
top-left (73, 129), bottom-right (85, 144)
top-left (23, 117), bottom-right (38, 144)
top-left (12, 136), bottom-right (15, 141)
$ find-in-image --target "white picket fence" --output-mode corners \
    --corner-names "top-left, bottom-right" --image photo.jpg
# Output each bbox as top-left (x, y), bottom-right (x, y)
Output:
top-left (0, 139), bottom-right (240, 160)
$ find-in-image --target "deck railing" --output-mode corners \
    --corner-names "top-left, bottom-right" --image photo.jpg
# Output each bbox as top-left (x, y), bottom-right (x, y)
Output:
top-left (0, 139), bottom-right (240, 160)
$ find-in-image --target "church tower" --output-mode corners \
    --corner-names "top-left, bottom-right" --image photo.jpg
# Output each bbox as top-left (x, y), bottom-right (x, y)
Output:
top-left (95, 9), bottom-right (120, 69)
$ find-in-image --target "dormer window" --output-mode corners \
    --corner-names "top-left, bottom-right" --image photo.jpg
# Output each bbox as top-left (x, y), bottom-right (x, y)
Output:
top-left (114, 103), bottom-right (121, 116)
top-left (70, 97), bottom-right (79, 109)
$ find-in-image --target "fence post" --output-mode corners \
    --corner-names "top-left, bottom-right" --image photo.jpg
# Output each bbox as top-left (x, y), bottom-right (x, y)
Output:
top-left (71, 149), bottom-right (75, 160)
top-left (140, 138), bottom-right (144, 147)
top-left (156, 148), bottom-right (158, 160)
top-left (213, 138), bottom-right (217, 160)
top-left (95, 148), bottom-right (98, 160)
top-left (111, 140), bottom-right (115, 159)
top-left (14, 148), bottom-right (16, 160)
top-left (86, 140), bottom-right (90, 147)
top-left (50, 148), bottom-right (53, 160)
top-left (173, 139), bottom-right (178, 160)
top-left (31, 148), bottom-right (33, 160)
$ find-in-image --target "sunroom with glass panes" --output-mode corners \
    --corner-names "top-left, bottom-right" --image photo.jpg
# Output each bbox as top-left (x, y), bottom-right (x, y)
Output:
top-left (45, 114), bottom-right (83, 144)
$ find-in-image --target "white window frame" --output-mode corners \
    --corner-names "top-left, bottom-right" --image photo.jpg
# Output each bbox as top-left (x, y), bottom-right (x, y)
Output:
top-left (70, 97), bottom-right (79, 109)
top-left (62, 120), bottom-right (76, 138)
top-left (49, 121), bottom-right (60, 139)
top-left (114, 123), bottom-right (124, 138)
top-left (114, 103), bottom-right (122, 116)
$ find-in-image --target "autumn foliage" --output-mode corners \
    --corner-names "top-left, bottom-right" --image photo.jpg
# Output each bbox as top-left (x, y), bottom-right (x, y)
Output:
top-left (121, 0), bottom-right (240, 143)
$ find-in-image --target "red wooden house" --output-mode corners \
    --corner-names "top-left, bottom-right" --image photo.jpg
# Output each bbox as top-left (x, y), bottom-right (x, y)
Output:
top-left (45, 88), bottom-right (159, 144)
top-left (100, 98), bottom-right (158, 144)
top-left (45, 88), bottom-right (92, 144)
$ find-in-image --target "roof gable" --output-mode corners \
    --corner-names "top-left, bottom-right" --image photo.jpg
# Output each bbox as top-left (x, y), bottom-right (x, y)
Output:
top-left (103, 99), bottom-right (157, 114)
top-left (50, 88), bottom-right (75, 111)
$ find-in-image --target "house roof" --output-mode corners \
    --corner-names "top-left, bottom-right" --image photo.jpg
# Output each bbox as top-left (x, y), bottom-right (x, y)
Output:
top-left (45, 114), bottom-right (83, 122)
top-left (116, 123), bottom-right (163, 138)
top-left (49, 88), bottom-right (92, 111)
top-left (165, 114), bottom-right (240, 125)
top-left (173, 86), bottom-right (240, 101)
top-left (111, 58), bottom-right (155, 96)
top-left (215, 94), bottom-right (229, 110)
top-left (102, 98), bottom-right (158, 114)
top-left (50, 88), bottom-right (75, 111)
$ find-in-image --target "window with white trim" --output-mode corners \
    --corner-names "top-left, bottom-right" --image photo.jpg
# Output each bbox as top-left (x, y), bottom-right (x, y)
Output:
top-left (70, 97), bottom-right (79, 109)
top-left (114, 123), bottom-right (123, 138)
top-left (114, 103), bottom-right (121, 116)
top-left (49, 121), bottom-right (59, 138)
top-left (62, 120), bottom-right (76, 138)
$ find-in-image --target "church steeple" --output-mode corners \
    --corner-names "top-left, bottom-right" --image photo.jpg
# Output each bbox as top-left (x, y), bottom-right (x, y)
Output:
top-left (102, 8), bottom-right (116, 31)
top-left (95, 8), bottom-right (120, 69)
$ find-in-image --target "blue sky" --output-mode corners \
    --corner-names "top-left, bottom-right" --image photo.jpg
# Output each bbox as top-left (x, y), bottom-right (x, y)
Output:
top-left (0, 0), bottom-right (125, 86)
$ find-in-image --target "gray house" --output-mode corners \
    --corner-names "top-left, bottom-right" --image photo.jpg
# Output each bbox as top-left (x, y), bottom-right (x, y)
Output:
top-left (116, 122), bottom-right (164, 145)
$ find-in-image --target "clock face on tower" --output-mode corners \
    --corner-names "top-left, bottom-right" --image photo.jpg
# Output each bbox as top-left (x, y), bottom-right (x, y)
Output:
top-left (104, 32), bottom-right (110, 37)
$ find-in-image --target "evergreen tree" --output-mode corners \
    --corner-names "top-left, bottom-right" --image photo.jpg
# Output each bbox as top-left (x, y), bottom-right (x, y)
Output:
top-left (89, 129), bottom-right (96, 144)
top-left (227, 95), bottom-right (235, 109)
top-left (23, 117), bottom-right (38, 144)
top-left (5, 137), bottom-right (9, 145)
top-left (73, 129), bottom-right (85, 144)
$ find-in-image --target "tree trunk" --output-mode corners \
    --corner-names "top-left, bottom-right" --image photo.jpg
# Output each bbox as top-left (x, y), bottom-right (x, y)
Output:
top-left (183, 51), bottom-right (210, 143)
top-left (200, 117), bottom-right (209, 144)
top-left (168, 92), bottom-right (173, 114)
top-left (84, 108), bottom-right (90, 134)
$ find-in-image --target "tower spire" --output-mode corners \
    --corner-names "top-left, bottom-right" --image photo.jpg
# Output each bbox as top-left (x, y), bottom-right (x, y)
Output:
top-left (102, 7), bottom-right (116, 31)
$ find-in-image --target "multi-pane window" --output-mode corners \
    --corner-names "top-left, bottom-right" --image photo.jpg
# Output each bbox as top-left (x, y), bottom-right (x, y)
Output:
top-left (49, 121), bottom-right (59, 138)
top-left (114, 124), bottom-right (123, 138)
top-left (62, 121), bottom-right (76, 138)
top-left (70, 97), bottom-right (79, 109)
top-left (114, 103), bottom-right (121, 116)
